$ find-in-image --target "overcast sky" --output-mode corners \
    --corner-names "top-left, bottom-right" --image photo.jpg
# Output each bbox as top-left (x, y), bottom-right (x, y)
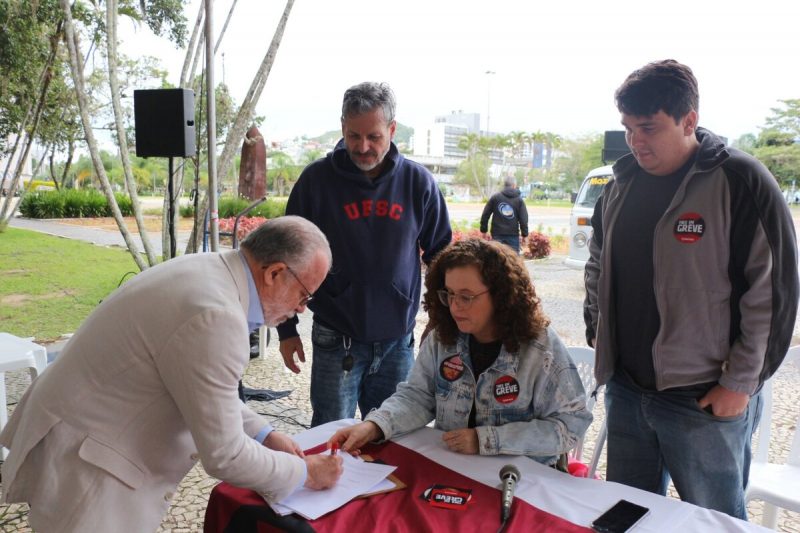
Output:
top-left (118, 0), bottom-right (800, 143)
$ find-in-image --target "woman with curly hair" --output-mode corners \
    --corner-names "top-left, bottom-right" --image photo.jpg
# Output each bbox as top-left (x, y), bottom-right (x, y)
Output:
top-left (330, 239), bottom-right (591, 465)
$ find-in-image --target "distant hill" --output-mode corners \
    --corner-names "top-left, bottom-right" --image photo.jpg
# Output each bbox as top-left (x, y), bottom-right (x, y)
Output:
top-left (310, 122), bottom-right (413, 145)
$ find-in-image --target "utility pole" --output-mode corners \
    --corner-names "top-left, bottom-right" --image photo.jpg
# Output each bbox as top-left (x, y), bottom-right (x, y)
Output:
top-left (205, 0), bottom-right (219, 251)
top-left (485, 70), bottom-right (495, 198)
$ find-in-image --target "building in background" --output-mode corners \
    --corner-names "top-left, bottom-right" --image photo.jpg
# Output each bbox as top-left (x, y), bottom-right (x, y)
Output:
top-left (411, 110), bottom-right (479, 159)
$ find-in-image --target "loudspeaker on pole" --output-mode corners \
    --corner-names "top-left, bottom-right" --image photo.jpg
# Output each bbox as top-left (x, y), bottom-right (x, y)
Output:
top-left (133, 89), bottom-right (196, 158)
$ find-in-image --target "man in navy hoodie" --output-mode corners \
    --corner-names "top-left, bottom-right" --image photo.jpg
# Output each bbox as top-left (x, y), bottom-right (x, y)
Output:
top-left (276, 82), bottom-right (452, 427)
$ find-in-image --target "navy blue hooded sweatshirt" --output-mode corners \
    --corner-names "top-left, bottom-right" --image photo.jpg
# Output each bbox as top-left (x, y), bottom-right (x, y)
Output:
top-left (276, 140), bottom-right (452, 342)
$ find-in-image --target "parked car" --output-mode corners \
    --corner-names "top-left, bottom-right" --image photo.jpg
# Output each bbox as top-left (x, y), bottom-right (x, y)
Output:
top-left (564, 165), bottom-right (613, 269)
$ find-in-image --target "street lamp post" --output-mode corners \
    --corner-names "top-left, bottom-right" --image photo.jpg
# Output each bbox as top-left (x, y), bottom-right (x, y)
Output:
top-left (485, 70), bottom-right (495, 198)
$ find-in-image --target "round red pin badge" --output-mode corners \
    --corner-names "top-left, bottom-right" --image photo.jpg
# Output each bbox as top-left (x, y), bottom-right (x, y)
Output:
top-left (673, 212), bottom-right (705, 243)
top-left (494, 375), bottom-right (520, 404)
top-left (440, 354), bottom-right (465, 381)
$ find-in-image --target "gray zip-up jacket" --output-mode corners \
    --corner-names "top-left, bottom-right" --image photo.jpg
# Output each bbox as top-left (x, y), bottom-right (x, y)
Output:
top-left (584, 128), bottom-right (798, 394)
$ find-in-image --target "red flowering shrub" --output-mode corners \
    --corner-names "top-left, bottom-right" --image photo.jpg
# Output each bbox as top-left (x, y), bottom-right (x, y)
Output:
top-left (451, 229), bottom-right (491, 242)
top-left (218, 216), bottom-right (268, 245)
top-left (524, 231), bottom-right (551, 259)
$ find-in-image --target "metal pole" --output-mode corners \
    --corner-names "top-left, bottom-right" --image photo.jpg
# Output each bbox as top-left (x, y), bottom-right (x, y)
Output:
top-left (205, 0), bottom-right (219, 251)
top-left (485, 70), bottom-right (495, 198)
top-left (168, 157), bottom-right (176, 258)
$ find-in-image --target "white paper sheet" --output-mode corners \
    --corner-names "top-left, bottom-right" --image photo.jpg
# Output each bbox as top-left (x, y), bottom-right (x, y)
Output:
top-left (274, 451), bottom-right (397, 520)
top-left (269, 476), bottom-right (397, 517)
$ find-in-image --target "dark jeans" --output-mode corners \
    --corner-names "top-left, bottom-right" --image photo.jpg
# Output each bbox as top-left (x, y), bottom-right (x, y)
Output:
top-left (493, 234), bottom-right (520, 253)
top-left (309, 321), bottom-right (414, 427)
top-left (605, 372), bottom-right (762, 519)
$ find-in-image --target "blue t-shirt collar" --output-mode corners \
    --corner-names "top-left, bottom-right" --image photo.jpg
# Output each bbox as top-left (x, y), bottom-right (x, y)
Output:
top-left (238, 251), bottom-right (265, 332)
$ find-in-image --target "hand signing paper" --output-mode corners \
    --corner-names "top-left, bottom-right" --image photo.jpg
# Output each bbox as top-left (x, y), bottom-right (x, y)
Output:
top-left (303, 455), bottom-right (343, 490)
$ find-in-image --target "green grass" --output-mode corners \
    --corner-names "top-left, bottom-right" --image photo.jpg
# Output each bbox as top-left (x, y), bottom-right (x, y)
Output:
top-left (0, 227), bottom-right (140, 340)
top-left (526, 199), bottom-right (572, 208)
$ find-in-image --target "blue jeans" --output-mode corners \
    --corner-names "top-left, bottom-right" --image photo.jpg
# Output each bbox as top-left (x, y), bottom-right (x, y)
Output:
top-left (309, 321), bottom-right (414, 427)
top-left (493, 234), bottom-right (520, 253)
top-left (604, 372), bottom-right (762, 519)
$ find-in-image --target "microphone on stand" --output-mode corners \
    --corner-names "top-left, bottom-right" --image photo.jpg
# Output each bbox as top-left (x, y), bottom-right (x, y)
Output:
top-left (499, 464), bottom-right (521, 525)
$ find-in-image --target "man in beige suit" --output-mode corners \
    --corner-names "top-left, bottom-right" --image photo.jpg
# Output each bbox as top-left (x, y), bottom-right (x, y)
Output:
top-left (0, 216), bottom-right (343, 532)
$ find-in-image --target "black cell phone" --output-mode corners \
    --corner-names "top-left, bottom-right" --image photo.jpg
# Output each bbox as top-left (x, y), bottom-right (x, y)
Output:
top-left (591, 499), bottom-right (650, 532)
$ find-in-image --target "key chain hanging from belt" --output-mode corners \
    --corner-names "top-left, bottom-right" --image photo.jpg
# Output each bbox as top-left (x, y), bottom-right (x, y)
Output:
top-left (342, 336), bottom-right (353, 375)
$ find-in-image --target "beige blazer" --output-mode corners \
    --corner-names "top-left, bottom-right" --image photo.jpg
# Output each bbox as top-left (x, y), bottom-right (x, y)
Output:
top-left (0, 250), bottom-right (305, 532)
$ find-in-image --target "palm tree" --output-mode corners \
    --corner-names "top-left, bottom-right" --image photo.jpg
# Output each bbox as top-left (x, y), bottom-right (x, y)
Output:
top-left (268, 151), bottom-right (299, 197)
top-left (528, 130), bottom-right (547, 169)
top-left (543, 131), bottom-right (563, 170)
top-left (456, 133), bottom-right (490, 197)
top-left (508, 131), bottom-right (528, 159)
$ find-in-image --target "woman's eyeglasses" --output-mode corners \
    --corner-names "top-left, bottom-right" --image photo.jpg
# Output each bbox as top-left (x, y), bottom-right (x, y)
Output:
top-left (436, 289), bottom-right (489, 308)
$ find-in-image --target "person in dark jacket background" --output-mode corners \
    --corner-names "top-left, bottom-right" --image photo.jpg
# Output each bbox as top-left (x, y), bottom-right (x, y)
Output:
top-left (276, 82), bottom-right (452, 427)
top-left (480, 177), bottom-right (529, 253)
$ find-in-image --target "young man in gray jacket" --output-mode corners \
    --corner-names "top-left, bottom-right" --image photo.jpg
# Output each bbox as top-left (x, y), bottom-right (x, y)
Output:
top-left (583, 59), bottom-right (798, 519)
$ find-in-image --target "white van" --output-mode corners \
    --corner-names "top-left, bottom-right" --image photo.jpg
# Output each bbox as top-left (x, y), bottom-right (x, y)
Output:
top-left (564, 165), bottom-right (613, 269)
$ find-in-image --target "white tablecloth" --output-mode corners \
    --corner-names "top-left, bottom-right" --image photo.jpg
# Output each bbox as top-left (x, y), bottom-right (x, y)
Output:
top-left (294, 419), bottom-right (769, 533)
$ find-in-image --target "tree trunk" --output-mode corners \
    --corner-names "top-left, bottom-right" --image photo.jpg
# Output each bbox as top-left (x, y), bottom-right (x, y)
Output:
top-left (105, 0), bottom-right (158, 265)
top-left (30, 141), bottom-right (50, 181)
top-left (48, 145), bottom-right (59, 189)
top-left (60, 0), bottom-right (147, 271)
top-left (215, 0), bottom-right (238, 55)
top-left (0, 78), bottom-right (43, 217)
top-left (59, 141), bottom-right (75, 189)
top-left (163, 2), bottom-right (205, 256)
top-left (171, 0), bottom-right (240, 255)
top-left (0, 128), bottom-right (25, 199)
top-left (185, 0), bottom-right (295, 254)
top-left (179, 1), bottom-right (204, 87)
top-left (0, 34), bottom-right (58, 222)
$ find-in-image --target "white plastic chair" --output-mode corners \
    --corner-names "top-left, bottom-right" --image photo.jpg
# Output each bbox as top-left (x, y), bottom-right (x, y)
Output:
top-left (745, 345), bottom-right (800, 528)
top-left (566, 346), bottom-right (606, 478)
top-left (0, 332), bottom-right (48, 459)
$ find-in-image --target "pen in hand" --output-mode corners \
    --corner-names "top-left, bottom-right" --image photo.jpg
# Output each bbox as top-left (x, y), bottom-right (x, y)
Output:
top-left (330, 442), bottom-right (339, 457)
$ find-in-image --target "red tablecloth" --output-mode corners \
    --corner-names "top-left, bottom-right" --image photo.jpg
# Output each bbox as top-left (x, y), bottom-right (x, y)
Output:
top-left (204, 440), bottom-right (592, 533)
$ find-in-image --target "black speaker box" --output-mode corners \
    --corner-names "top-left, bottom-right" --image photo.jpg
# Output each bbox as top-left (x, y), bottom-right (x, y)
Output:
top-left (602, 130), bottom-right (631, 164)
top-left (133, 88), bottom-right (196, 158)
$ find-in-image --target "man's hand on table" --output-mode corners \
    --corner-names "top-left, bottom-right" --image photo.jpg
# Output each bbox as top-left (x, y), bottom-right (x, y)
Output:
top-left (329, 421), bottom-right (384, 455)
top-left (279, 337), bottom-right (305, 373)
top-left (263, 431), bottom-right (304, 457)
top-left (303, 454), bottom-right (343, 490)
top-left (442, 428), bottom-right (479, 454)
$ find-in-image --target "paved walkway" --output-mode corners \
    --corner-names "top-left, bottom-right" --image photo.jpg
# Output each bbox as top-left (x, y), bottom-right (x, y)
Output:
top-left (8, 216), bottom-right (195, 257)
top-left (1, 218), bottom-right (798, 531)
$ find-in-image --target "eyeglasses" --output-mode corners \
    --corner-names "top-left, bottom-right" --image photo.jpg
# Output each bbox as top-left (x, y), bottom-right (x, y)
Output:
top-left (436, 289), bottom-right (489, 308)
top-left (285, 265), bottom-right (314, 306)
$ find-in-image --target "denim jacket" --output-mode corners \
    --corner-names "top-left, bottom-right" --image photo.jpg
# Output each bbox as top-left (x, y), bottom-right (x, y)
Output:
top-left (366, 327), bottom-right (592, 465)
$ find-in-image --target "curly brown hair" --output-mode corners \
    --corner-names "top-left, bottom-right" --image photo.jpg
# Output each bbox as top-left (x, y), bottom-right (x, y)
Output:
top-left (423, 238), bottom-right (550, 352)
